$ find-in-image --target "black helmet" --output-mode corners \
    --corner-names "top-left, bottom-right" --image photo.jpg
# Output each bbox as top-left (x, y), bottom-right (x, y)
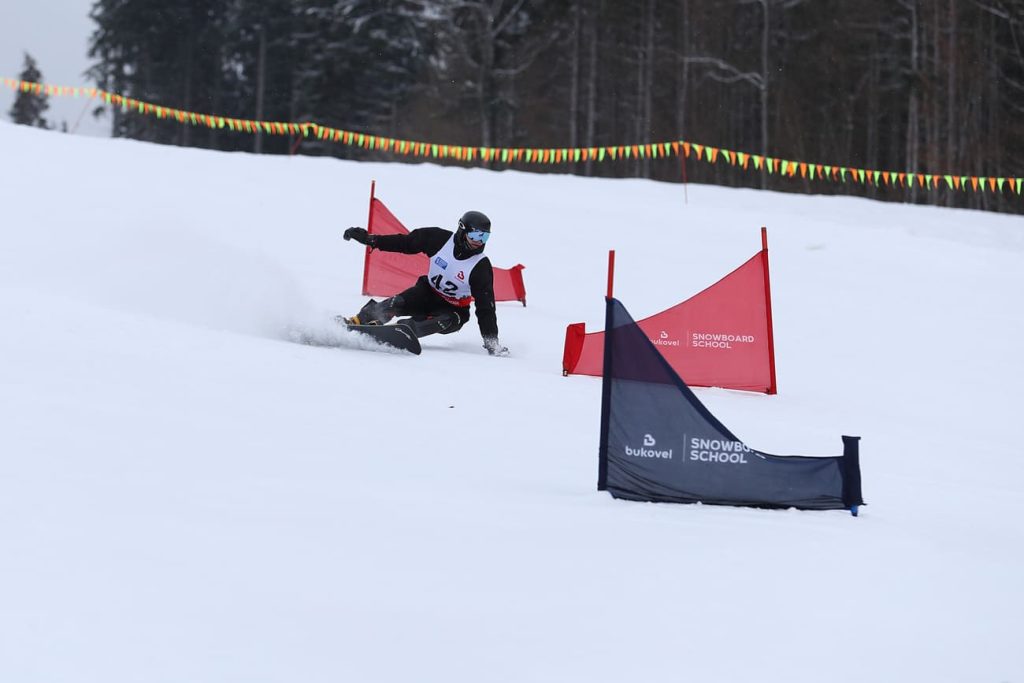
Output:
top-left (458, 210), bottom-right (491, 234)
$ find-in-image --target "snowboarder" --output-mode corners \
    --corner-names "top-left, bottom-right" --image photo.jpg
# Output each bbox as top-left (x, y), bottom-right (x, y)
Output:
top-left (343, 210), bottom-right (510, 356)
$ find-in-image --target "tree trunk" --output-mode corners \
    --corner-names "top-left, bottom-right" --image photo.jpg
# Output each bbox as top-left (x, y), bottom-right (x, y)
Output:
top-left (866, 48), bottom-right (879, 199)
top-left (985, 10), bottom-right (998, 212)
top-left (760, 0), bottom-right (770, 190)
top-left (569, 2), bottom-right (580, 155)
top-left (675, 0), bottom-right (689, 139)
top-left (255, 25), bottom-right (267, 154)
top-left (946, 0), bottom-right (957, 206)
top-left (640, 0), bottom-right (655, 177)
top-left (478, 8), bottom-right (496, 149)
top-left (583, 0), bottom-right (599, 176)
top-left (906, 0), bottom-right (920, 204)
top-left (180, 26), bottom-right (194, 148)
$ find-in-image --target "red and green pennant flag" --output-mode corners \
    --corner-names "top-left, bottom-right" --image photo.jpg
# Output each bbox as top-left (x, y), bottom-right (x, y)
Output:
top-left (10, 77), bottom-right (1024, 197)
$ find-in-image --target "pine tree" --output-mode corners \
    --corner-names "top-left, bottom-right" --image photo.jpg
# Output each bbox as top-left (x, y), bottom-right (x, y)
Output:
top-left (284, 0), bottom-right (439, 157)
top-left (8, 52), bottom-right (50, 128)
top-left (79, 0), bottom-right (1023, 213)
top-left (88, 0), bottom-right (236, 146)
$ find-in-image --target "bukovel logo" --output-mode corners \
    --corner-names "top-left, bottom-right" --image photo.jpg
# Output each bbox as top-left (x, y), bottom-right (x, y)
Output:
top-left (650, 330), bottom-right (681, 347)
top-left (434, 256), bottom-right (449, 270)
top-left (625, 433), bottom-right (673, 459)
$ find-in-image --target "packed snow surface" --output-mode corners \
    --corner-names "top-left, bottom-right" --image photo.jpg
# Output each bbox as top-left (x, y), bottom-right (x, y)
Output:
top-left (2, 122), bottom-right (1022, 682)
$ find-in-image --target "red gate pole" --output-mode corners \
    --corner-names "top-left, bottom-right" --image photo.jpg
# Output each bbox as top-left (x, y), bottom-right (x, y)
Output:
top-left (360, 180), bottom-right (376, 296)
top-left (607, 250), bottom-right (616, 299)
top-left (761, 227), bottom-right (778, 394)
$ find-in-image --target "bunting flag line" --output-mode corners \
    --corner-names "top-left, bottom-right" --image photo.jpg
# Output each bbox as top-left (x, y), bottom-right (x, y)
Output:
top-left (4, 77), bottom-right (1020, 196)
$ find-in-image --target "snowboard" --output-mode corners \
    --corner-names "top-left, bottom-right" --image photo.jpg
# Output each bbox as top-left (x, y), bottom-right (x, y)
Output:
top-left (345, 322), bottom-right (422, 355)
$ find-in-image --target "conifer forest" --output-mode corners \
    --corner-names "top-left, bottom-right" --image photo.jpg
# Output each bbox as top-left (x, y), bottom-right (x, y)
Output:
top-left (85, 0), bottom-right (1024, 214)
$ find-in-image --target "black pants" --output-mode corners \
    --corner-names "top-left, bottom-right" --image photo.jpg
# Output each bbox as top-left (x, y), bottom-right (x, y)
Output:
top-left (378, 276), bottom-right (470, 336)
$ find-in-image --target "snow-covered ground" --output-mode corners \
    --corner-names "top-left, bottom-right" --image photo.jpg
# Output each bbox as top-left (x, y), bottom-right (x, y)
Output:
top-left (2, 121), bottom-right (1022, 682)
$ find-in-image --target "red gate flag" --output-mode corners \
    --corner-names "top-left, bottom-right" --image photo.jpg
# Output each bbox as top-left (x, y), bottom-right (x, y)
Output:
top-left (563, 231), bottom-right (777, 394)
top-left (360, 183), bottom-right (527, 305)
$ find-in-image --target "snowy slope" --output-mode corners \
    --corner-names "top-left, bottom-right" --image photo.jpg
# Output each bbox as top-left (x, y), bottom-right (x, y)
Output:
top-left (1, 121), bottom-right (1023, 683)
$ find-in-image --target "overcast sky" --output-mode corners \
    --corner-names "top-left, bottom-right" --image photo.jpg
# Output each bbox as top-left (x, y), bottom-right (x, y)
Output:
top-left (1, 0), bottom-right (108, 136)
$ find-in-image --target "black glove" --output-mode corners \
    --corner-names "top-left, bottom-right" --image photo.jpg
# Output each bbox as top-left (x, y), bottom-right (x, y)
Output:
top-left (483, 337), bottom-right (510, 357)
top-left (343, 227), bottom-right (371, 245)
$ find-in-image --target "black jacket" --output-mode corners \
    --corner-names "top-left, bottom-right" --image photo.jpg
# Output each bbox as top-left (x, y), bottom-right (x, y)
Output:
top-left (370, 227), bottom-right (498, 338)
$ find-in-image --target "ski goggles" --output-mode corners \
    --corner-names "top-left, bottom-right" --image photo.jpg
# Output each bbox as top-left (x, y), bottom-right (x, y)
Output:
top-left (465, 229), bottom-right (490, 243)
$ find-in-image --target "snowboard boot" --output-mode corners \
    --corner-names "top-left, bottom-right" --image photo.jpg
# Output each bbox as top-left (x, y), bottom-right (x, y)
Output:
top-left (347, 296), bottom-right (403, 326)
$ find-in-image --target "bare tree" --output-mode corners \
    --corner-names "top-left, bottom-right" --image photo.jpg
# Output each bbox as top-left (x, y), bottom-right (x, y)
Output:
top-left (439, 0), bottom-right (563, 147)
